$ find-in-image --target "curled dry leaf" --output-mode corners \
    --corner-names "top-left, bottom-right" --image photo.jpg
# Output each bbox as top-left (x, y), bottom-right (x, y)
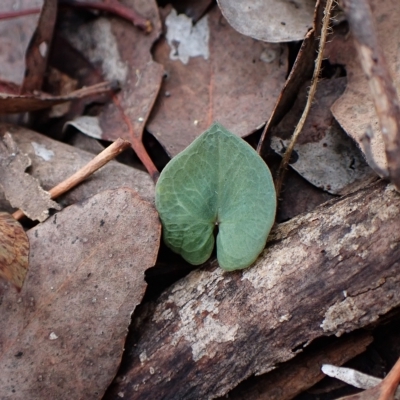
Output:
top-left (0, 132), bottom-right (60, 222)
top-left (148, 6), bottom-right (288, 156)
top-left (0, 212), bottom-right (29, 290)
top-left (216, 0), bottom-right (316, 42)
top-left (327, 0), bottom-right (400, 173)
top-left (0, 188), bottom-right (161, 400)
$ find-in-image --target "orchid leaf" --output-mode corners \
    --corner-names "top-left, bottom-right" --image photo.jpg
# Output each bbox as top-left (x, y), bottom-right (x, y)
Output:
top-left (155, 122), bottom-right (276, 271)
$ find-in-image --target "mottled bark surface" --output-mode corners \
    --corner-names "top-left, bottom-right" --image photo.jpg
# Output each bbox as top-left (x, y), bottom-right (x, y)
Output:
top-left (106, 181), bottom-right (400, 400)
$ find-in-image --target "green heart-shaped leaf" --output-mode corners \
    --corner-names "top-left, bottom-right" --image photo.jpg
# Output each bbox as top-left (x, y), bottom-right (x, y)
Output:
top-left (155, 122), bottom-right (276, 271)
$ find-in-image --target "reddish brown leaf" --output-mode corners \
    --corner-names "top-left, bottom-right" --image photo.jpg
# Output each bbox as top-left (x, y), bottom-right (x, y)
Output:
top-left (21, 0), bottom-right (57, 93)
top-left (0, 188), bottom-right (161, 399)
top-left (147, 5), bottom-right (288, 156)
top-left (0, 212), bottom-right (29, 290)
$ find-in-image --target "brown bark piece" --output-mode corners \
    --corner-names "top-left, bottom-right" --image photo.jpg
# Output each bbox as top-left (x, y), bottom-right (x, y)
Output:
top-left (225, 332), bottom-right (373, 400)
top-left (106, 180), bottom-right (400, 400)
top-left (147, 5), bottom-right (288, 157)
top-left (0, 132), bottom-right (60, 221)
top-left (0, 212), bottom-right (29, 289)
top-left (0, 188), bottom-right (161, 399)
top-left (0, 124), bottom-right (154, 214)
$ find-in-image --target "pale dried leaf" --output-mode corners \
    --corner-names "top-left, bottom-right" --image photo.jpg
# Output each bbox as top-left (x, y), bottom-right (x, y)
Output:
top-left (0, 188), bottom-right (161, 399)
top-left (0, 132), bottom-right (60, 221)
top-left (217, 0), bottom-right (316, 42)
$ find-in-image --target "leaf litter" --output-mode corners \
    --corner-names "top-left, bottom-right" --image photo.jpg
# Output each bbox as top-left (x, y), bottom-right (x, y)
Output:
top-left (0, 0), bottom-right (399, 399)
top-left (0, 188), bottom-right (160, 400)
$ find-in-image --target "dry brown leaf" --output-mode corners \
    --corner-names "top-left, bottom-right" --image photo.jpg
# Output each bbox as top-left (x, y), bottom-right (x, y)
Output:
top-left (270, 78), bottom-right (376, 194)
top-left (217, 0), bottom-right (316, 42)
top-left (0, 212), bottom-right (29, 290)
top-left (0, 0), bottom-right (43, 86)
top-left (327, 0), bottom-right (400, 173)
top-left (147, 5), bottom-right (288, 156)
top-left (21, 0), bottom-right (57, 93)
top-left (0, 187), bottom-right (161, 399)
top-left (0, 132), bottom-right (60, 221)
top-left (63, 0), bottom-right (163, 145)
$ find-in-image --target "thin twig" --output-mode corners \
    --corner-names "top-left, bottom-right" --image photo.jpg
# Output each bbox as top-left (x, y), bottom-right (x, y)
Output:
top-left (12, 138), bottom-right (130, 221)
top-left (275, 0), bottom-right (334, 199)
top-left (340, 0), bottom-right (400, 190)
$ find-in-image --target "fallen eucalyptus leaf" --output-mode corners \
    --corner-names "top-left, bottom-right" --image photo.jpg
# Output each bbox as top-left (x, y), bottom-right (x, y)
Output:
top-left (0, 212), bottom-right (29, 290)
top-left (155, 122), bottom-right (276, 271)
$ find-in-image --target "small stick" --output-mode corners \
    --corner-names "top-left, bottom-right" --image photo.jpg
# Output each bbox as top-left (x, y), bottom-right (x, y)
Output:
top-left (341, 0), bottom-right (400, 191)
top-left (0, 8), bottom-right (39, 20)
top-left (275, 0), bottom-right (334, 199)
top-left (12, 138), bottom-right (130, 221)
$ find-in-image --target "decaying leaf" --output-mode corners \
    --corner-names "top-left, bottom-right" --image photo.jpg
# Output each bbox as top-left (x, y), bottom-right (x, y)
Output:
top-left (155, 122), bottom-right (276, 271)
top-left (270, 78), bottom-right (376, 194)
top-left (63, 0), bottom-right (163, 145)
top-left (0, 188), bottom-right (161, 400)
top-left (327, 0), bottom-right (400, 173)
top-left (147, 5), bottom-right (288, 157)
top-left (0, 212), bottom-right (29, 290)
top-left (216, 0), bottom-right (316, 42)
top-left (0, 132), bottom-right (60, 221)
